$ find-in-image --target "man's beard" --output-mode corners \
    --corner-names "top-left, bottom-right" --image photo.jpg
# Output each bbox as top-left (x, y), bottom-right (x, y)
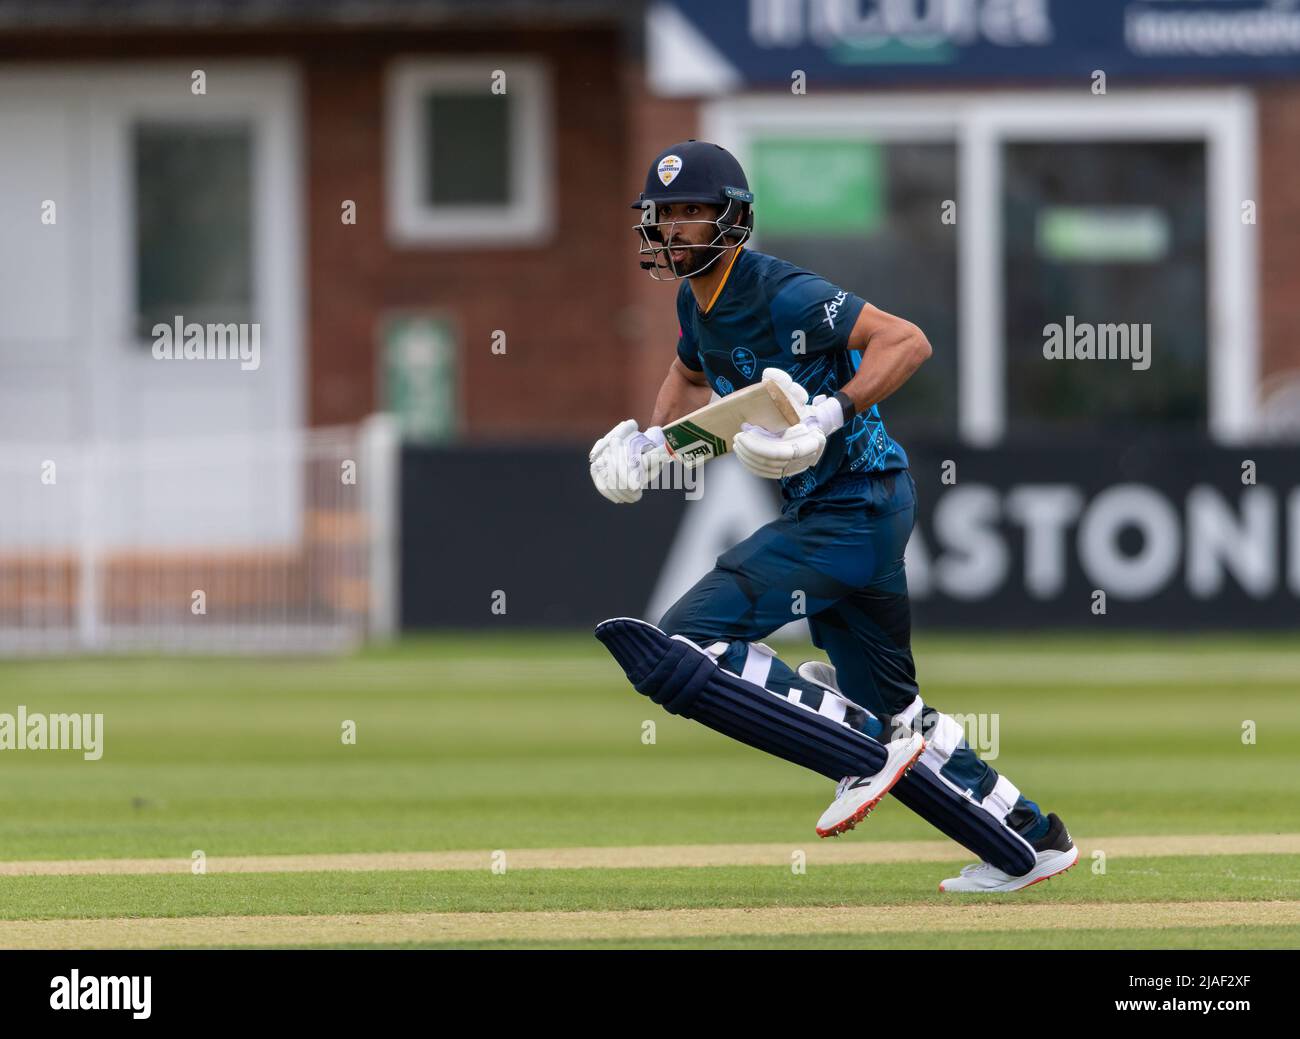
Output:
top-left (666, 241), bottom-right (725, 278)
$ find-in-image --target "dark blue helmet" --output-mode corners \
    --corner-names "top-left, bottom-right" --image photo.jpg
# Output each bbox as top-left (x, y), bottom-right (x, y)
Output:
top-left (631, 140), bottom-right (754, 281)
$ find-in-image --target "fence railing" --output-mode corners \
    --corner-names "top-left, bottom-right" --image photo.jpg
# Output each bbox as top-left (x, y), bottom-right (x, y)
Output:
top-left (0, 417), bottom-right (397, 655)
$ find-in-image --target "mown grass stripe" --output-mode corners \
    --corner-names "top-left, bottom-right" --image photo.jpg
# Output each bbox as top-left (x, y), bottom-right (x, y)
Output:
top-left (245, 924), bottom-right (1300, 952)
top-left (2, 900), bottom-right (1297, 949)
top-left (0, 856), bottom-right (1294, 926)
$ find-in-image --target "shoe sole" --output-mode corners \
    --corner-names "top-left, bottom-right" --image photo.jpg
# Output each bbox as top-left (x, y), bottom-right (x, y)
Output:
top-left (816, 738), bottom-right (925, 839)
top-left (938, 845), bottom-right (1080, 893)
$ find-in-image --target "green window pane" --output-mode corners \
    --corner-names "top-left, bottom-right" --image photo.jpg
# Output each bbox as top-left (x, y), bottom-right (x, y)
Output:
top-left (752, 138), bottom-right (883, 235)
top-left (134, 123), bottom-right (252, 338)
top-left (424, 93), bottom-right (510, 206)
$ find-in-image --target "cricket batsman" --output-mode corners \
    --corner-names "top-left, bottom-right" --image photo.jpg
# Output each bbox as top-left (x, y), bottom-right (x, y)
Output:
top-left (589, 140), bottom-right (1077, 892)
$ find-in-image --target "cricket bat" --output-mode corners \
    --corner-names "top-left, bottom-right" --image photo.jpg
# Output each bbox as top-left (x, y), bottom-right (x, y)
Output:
top-left (658, 380), bottom-right (802, 466)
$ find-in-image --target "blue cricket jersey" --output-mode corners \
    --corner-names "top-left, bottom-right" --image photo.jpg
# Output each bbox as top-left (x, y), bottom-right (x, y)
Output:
top-left (675, 247), bottom-right (909, 501)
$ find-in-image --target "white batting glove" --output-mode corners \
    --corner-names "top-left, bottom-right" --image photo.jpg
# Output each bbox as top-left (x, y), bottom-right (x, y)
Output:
top-left (801, 393), bottom-right (850, 436)
top-left (733, 420), bottom-right (827, 479)
top-left (733, 370), bottom-right (849, 480)
top-left (588, 420), bottom-right (666, 504)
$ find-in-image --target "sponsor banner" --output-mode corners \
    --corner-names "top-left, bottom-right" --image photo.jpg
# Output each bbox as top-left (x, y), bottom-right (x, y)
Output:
top-left (650, 0), bottom-right (1300, 95)
top-left (905, 439), bottom-right (1300, 628)
top-left (400, 444), bottom-right (687, 629)
top-left (400, 440), bottom-right (1300, 629)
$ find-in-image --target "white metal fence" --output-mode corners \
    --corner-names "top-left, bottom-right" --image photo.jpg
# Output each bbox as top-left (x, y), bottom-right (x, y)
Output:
top-left (0, 418), bottom-right (397, 655)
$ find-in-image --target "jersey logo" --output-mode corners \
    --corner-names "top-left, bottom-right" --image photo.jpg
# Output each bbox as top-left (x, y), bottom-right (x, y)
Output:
top-left (823, 290), bottom-right (848, 329)
top-left (715, 376), bottom-right (734, 395)
top-left (730, 347), bottom-right (756, 379)
top-left (657, 154), bottom-right (683, 185)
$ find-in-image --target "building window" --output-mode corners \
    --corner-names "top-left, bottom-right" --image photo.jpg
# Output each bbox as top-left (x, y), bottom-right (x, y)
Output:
top-left (1002, 140), bottom-right (1208, 437)
top-left (751, 136), bottom-right (959, 440)
top-left (386, 58), bottom-right (552, 245)
top-left (706, 89), bottom-right (1255, 444)
top-left (134, 122), bottom-right (253, 338)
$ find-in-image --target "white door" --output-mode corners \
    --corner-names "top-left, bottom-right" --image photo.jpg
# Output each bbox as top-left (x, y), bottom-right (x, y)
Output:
top-left (0, 71), bottom-right (89, 446)
top-left (0, 62), bottom-right (303, 547)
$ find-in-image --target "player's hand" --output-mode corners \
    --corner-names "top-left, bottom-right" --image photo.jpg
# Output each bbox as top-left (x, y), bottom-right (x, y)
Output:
top-left (799, 393), bottom-right (850, 435)
top-left (733, 420), bottom-right (827, 479)
top-left (588, 420), bottom-right (666, 503)
top-left (759, 368), bottom-right (850, 434)
top-left (733, 372), bottom-right (847, 480)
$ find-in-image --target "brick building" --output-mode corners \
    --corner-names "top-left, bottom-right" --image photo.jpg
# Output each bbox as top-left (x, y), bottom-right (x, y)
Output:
top-left (0, 0), bottom-right (668, 449)
top-left (5, 0), bottom-right (1294, 451)
top-left (3, 0), bottom-right (1299, 640)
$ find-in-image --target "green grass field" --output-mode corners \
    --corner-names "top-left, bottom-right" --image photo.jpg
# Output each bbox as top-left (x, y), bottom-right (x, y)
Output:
top-left (0, 632), bottom-right (1296, 949)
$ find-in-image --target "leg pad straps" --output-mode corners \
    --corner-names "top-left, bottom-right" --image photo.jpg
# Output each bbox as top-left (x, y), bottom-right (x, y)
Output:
top-left (596, 617), bottom-right (887, 781)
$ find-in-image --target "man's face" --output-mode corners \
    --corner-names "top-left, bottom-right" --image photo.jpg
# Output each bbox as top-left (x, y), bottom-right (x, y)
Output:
top-left (651, 201), bottom-right (722, 277)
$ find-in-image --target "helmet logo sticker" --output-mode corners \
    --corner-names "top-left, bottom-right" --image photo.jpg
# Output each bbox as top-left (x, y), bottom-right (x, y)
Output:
top-left (657, 154), bottom-right (683, 186)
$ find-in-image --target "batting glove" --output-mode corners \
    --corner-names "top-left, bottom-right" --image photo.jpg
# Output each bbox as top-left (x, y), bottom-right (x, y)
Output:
top-left (733, 372), bottom-right (848, 480)
top-left (588, 420), bottom-right (666, 503)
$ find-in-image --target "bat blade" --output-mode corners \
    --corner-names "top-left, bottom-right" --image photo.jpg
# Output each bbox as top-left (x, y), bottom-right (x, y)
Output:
top-left (660, 380), bottom-right (802, 466)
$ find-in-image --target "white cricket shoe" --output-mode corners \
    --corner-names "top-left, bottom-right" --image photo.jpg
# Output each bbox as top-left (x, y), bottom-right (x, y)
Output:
top-left (816, 732), bottom-right (925, 838)
top-left (938, 813), bottom-right (1079, 892)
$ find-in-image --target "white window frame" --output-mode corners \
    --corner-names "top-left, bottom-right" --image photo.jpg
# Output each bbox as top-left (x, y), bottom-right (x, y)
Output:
top-left (703, 88), bottom-right (1259, 446)
top-left (385, 57), bottom-right (552, 246)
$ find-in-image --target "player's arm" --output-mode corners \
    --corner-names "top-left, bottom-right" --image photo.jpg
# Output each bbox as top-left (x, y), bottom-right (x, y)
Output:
top-left (838, 303), bottom-right (932, 416)
top-left (732, 299), bottom-right (930, 481)
top-left (650, 357), bottom-right (712, 428)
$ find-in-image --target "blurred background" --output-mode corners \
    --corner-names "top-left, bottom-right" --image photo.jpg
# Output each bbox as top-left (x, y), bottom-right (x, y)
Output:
top-left (1, 0), bottom-right (1299, 654)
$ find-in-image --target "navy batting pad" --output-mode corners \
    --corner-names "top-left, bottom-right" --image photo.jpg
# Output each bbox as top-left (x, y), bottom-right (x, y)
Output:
top-left (597, 616), bottom-right (1038, 877)
top-left (890, 759), bottom-right (1038, 877)
top-left (595, 617), bottom-right (888, 781)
